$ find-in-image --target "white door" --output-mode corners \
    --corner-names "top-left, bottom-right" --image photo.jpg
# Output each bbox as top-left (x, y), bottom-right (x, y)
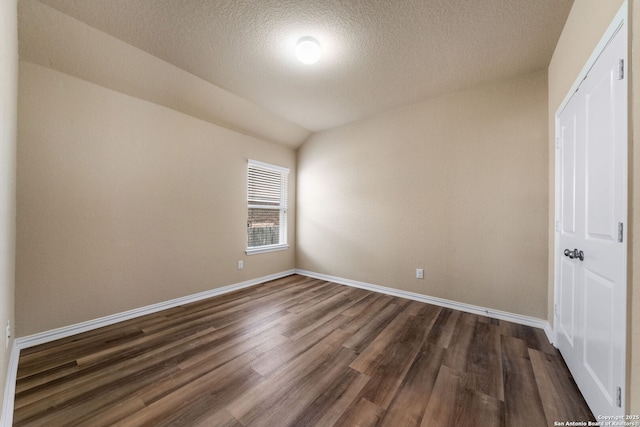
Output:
top-left (555, 20), bottom-right (627, 418)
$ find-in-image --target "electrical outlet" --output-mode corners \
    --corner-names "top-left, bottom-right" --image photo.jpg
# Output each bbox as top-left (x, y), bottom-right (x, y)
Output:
top-left (237, 260), bottom-right (244, 270)
top-left (416, 268), bottom-right (424, 279)
top-left (5, 320), bottom-right (10, 349)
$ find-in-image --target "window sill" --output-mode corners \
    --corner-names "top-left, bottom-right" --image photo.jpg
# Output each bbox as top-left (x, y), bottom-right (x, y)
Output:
top-left (245, 244), bottom-right (289, 256)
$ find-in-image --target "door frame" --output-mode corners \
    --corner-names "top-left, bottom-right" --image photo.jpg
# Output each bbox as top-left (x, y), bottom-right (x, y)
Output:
top-left (553, 0), bottom-right (628, 413)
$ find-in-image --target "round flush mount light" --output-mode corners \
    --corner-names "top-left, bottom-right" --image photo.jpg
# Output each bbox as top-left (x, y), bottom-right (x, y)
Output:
top-left (295, 37), bottom-right (321, 64)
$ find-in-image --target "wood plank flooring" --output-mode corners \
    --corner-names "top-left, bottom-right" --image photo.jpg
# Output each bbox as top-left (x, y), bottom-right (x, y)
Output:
top-left (13, 274), bottom-right (593, 426)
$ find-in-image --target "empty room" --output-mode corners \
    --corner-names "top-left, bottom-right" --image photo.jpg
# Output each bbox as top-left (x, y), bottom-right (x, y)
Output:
top-left (1, 0), bottom-right (640, 426)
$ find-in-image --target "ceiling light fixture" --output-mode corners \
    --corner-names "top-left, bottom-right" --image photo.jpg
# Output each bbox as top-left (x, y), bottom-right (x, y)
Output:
top-left (295, 37), bottom-right (321, 64)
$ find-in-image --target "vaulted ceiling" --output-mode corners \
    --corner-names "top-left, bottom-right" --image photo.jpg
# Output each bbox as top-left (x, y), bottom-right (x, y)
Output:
top-left (28, 0), bottom-right (573, 137)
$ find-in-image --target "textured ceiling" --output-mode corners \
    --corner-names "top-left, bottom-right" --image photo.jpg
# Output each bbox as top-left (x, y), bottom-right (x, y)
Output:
top-left (35, 0), bottom-right (573, 133)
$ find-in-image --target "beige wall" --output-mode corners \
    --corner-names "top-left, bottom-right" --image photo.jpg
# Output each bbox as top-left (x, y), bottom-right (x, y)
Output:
top-left (547, 0), bottom-right (638, 412)
top-left (0, 0), bottom-right (17, 419)
top-left (297, 70), bottom-right (548, 319)
top-left (632, 0), bottom-right (639, 415)
top-left (16, 62), bottom-right (296, 336)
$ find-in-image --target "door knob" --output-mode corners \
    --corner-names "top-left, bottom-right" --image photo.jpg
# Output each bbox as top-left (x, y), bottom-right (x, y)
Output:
top-left (563, 248), bottom-right (584, 261)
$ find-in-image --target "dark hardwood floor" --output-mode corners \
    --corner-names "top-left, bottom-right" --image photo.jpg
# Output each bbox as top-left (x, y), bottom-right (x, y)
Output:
top-left (13, 274), bottom-right (593, 426)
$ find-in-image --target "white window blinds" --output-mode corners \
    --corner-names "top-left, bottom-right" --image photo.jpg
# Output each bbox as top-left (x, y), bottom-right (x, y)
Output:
top-left (246, 160), bottom-right (289, 254)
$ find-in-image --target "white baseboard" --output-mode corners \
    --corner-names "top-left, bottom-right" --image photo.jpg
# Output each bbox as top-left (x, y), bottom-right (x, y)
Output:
top-left (544, 322), bottom-right (556, 347)
top-left (15, 269), bottom-right (296, 350)
top-left (296, 269), bottom-right (551, 332)
top-left (1, 342), bottom-right (20, 427)
top-left (11, 269), bottom-right (551, 350)
top-left (2, 270), bottom-right (295, 426)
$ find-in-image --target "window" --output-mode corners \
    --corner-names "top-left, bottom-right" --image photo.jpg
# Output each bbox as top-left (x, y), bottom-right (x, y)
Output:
top-left (246, 159), bottom-right (289, 255)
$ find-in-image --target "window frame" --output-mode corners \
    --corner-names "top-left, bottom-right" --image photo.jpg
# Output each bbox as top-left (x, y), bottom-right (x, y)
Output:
top-left (245, 159), bottom-right (290, 255)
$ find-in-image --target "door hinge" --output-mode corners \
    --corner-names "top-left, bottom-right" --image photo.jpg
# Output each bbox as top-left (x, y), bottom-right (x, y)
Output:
top-left (554, 303), bottom-right (558, 316)
top-left (555, 137), bottom-right (561, 150)
top-left (618, 59), bottom-right (625, 80)
top-left (618, 222), bottom-right (624, 243)
top-left (617, 386), bottom-right (622, 407)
